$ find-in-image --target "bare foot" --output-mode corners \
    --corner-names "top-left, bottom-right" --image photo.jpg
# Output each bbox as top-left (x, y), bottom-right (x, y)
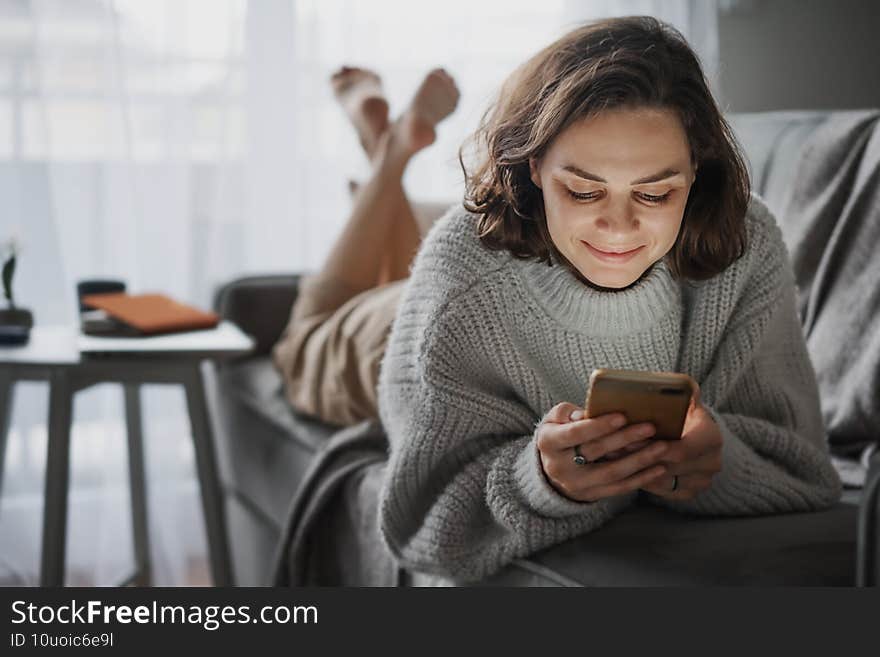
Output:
top-left (331, 66), bottom-right (390, 160)
top-left (383, 68), bottom-right (460, 167)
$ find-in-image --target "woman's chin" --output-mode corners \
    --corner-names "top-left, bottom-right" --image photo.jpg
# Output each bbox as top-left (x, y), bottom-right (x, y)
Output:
top-left (578, 268), bottom-right (641, 291)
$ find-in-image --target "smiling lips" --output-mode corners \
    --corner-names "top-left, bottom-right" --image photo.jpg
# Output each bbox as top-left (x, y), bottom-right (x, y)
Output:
top-left (581, 240), bottom-right (645, 263)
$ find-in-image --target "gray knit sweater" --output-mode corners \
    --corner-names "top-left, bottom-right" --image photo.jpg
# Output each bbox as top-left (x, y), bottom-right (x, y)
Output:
top-left (376, 193), bottom-right (842, 583)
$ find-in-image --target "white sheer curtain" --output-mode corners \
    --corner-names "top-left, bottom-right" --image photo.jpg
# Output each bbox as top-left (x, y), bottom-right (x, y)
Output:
top-left (0, 0), bottom-right (718, 585)
top-left (252, 0), bottom-right (720, 278)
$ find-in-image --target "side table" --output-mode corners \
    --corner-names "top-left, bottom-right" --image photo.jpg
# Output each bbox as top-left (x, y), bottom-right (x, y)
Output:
top-left (0, 323), bottom-right (254, 586)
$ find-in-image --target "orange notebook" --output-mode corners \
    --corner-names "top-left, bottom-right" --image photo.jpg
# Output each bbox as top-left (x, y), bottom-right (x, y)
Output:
top-left (81, 292), bottom-right (220, 336)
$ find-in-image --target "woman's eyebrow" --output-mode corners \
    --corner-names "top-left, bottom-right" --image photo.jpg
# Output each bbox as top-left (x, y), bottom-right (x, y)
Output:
top-left (560, 164), bottom-right (682, 184)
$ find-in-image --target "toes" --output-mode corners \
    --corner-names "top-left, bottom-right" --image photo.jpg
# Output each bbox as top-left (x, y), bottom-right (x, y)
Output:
top-left (424, 68), bottom-right (460, 103)
top-left (430, 69), bottom-right (453, 88)
top-left (330, 66), bottom-right (361, 86)
top-left (429, 67), bottom-right (456, 85)
top-left (332, 66), bottom-right (380, 81)
top-left (331, 67), bottom-right (384, 98)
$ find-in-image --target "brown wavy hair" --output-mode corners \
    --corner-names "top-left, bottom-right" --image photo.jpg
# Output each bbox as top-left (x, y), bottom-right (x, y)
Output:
top-left (459, 16), bottom-right (750, 280)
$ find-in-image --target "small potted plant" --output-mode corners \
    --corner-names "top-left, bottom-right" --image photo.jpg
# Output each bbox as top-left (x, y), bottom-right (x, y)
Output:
top-left (0, 237), bottom-right (33, 345)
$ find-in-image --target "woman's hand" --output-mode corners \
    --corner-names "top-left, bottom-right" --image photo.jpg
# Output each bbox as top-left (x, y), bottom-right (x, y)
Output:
top-left (536, 402), bottom-right (669, 503)
top-left (640, 383), bottom-right (723, 500)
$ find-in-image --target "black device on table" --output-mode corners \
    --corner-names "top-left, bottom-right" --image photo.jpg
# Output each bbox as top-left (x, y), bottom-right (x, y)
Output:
top-left (77, 279), bottom-right (139, 337)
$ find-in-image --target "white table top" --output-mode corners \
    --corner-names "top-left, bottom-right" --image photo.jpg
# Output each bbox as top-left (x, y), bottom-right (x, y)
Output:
top-left (0, 321), bottom-right (255, 366)
top-left (0, 325), bottom-right (79, 364)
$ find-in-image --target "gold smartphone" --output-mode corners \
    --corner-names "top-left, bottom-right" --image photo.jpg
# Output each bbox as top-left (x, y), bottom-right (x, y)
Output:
top-left (584, 369), bottom-right (696, 440)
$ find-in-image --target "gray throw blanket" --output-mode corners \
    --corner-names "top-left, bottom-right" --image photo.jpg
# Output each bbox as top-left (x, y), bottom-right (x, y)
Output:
top-left (271, 419), bottom-right (399, 586)
top-left (774, 111), bottom-right (880, 458)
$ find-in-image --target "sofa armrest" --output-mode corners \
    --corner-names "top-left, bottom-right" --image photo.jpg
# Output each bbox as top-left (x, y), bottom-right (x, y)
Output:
top-left (481, 502), bottom-right (858, 586)
top-left (213, 274), bottom-right (303, 356)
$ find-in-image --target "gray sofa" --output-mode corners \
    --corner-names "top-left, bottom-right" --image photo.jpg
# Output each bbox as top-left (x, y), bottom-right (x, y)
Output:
top-left (207, 110), bottom-right (880, 586)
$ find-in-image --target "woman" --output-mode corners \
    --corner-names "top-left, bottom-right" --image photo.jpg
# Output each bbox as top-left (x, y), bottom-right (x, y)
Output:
top-left (275, 16), bottom-right (841, 583)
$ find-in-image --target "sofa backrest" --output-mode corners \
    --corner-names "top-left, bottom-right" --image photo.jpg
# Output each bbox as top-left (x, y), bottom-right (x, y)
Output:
top-left (728, 111), bottom-right (829, 215)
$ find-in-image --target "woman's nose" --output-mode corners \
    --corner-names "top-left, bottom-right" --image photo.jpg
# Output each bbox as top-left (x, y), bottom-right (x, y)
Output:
top-left (595, 205), bottom-right (638, 233)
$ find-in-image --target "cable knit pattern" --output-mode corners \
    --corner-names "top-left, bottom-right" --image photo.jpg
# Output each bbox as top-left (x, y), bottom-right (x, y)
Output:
top-left (376, 193), bottom-right (842, 583)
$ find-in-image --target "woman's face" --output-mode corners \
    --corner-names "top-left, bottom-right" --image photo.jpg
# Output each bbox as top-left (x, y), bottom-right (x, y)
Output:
top-left (529, 107), bottom-right (697, 289)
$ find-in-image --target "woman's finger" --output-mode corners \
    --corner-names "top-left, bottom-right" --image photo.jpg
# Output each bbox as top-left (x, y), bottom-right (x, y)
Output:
top-left (664, 449), bottom-right (722, 477)
top-left (660, 429), bottom-right (722, 469)
top-left (604, 438), bottom-right (654, 461)
top-left (577, 423), bottom-right (656, 462)
top-left (688, 376), bottom-right (702, 407)
top-left (642, 472), bottom-right (714, 500)
top-left (540, 412), bottom-right (627, 452)
top-left (541, 402), bottom-right (584, 425)
top-left (579, 463), bottom-right (668, 501)
top-left (578, 440), bottom-right (669, 487)
top-left (641, 474), bottom-right (679, 498)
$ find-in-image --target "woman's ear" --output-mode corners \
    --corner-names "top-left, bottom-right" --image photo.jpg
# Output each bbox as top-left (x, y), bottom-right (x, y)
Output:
top-left (687, 161), bottom-right (698, 187)
top-left (529, 157), bottom-right (542, 189)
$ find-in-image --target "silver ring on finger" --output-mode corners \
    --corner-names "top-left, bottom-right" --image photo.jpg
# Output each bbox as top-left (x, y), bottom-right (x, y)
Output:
top-left (572, 444), bottom-right (588, 466)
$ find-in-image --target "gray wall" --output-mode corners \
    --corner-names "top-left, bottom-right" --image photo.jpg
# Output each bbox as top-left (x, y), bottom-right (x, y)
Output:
top-left (718, 0), bottom-right (880, 112)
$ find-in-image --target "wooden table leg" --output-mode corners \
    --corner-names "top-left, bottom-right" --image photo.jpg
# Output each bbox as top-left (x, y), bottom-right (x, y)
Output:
top-left (183, 363), bottom-right (233, 586)
top-left (40, 369), bottom-right (73, 586)
top-left (124, 383), bottom-right (151, 586)
top-left (0, 371), bottom-right (14, 497)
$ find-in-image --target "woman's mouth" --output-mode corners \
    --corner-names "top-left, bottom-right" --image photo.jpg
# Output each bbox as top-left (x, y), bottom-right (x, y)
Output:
top-left (581, 241), bottom-right (645, 264)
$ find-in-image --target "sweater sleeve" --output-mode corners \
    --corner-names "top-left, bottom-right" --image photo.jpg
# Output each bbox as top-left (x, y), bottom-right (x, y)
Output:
top-left (377, 373), bottom-right (634, 582)
top-left (375, 212), bottom-right (633, 583)
top-left (651, 202), bottom-right (842, 515)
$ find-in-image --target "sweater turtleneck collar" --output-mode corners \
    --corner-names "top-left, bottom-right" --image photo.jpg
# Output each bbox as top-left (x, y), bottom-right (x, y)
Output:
top-left (513, 252), bottom-right (682, 336)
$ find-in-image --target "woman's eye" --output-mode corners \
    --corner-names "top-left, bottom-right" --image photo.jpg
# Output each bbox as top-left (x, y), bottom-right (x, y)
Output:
top-left (636, 191), bottom-right (671, 204)
top-left (566, 189), bottom-right (672, 204)
top-left (567, 190), bottom-right (600, 201)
